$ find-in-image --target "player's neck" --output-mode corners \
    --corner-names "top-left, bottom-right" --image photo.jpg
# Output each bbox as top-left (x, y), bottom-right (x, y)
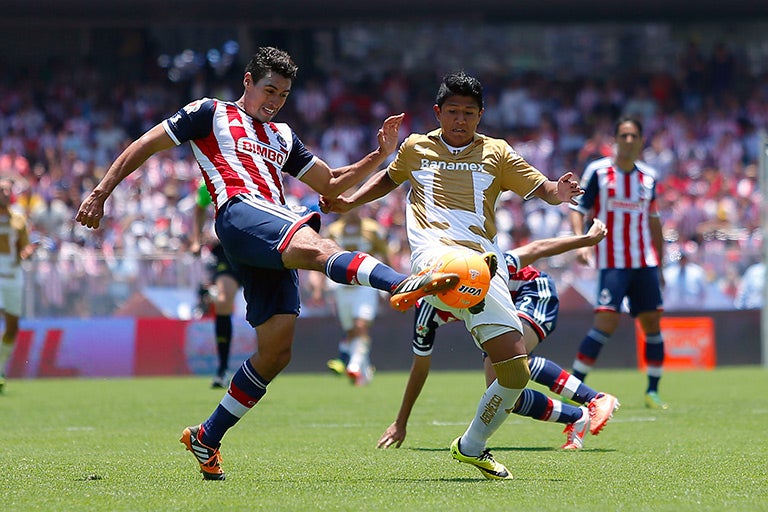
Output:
top-left (614, 157), bottom-right (636, 172)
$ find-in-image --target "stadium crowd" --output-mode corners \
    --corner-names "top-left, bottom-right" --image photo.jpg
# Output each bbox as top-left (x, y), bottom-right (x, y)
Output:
top-left (1, 35), bottom-right (764, 317)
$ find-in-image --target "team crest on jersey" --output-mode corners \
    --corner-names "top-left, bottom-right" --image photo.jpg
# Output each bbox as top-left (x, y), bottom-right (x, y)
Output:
top-left (598, 288), bottom-right (612, 305)
top-left (182, 100), bottom-right (206, 114)
top-left (641, 174), bottom-right (655, 190)
top-left (276, 132), bottom-right (287, 149)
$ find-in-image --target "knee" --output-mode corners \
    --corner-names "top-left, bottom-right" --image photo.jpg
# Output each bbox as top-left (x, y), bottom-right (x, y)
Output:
top-left (492, 354), bottom-right (530, 388)
top-left (594, 313), bottom-right (619, 334)
top-left (258, 345), bottom-right (292, 373)
top-left (638, 312), bottom-right (662, 332)
top-left (283, 231), bottom-right (338, 271)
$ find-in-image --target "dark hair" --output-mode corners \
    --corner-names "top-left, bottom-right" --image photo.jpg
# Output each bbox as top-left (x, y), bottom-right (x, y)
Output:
top-left (435, 71), bottom-right (483, 109)
top-left (614, 115), bottom-right (643, 136)
top-left (245, 47), bottom-right (298, 82)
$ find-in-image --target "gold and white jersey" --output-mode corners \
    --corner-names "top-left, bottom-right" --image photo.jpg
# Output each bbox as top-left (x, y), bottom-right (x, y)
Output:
top-left (0, 209), bottom-right (29, 280)
top-left (387, 128), bottom-right (547, 260)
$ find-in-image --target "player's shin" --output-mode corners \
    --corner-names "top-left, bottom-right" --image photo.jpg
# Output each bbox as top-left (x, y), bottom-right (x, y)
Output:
top-left (458, 355), bottom-right (529, 455)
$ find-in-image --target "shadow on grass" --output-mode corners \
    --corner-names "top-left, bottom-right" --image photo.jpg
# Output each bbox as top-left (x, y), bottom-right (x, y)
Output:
top-left (409, 446), bottom-right (616, 453)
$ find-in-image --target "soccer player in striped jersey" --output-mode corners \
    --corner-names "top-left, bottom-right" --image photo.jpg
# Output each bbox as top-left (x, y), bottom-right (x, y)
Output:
top-left (569, 116), bottom-right (669, 410)
top-left (75, 47), bottom-right (460, 480)
top-left (377, 219), bottom-right (620, 452)
top-left (321, 71), bottom-right (584, 480)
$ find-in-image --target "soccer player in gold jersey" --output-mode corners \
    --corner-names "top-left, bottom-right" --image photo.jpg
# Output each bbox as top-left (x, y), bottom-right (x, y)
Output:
top-left (322, 71), bottom-right (582, 480)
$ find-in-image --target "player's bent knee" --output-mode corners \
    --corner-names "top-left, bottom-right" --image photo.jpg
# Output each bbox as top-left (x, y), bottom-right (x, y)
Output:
top-left (492, 354), bottom-right (530, 388)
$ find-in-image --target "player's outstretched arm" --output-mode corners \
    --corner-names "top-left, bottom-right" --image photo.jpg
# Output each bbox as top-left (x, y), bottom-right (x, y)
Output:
top-left (76, 124), bottom-right (175, 229)
top-left (513, 219), bottom-right (607, 268)
top-left (320, 169), bottom-right (399, 214)
top-left (377, 355), bottom-right (432, 449)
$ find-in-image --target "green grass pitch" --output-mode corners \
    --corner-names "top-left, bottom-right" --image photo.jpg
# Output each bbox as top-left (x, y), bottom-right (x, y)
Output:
top-left (2, 366), bottom-right (767, 511)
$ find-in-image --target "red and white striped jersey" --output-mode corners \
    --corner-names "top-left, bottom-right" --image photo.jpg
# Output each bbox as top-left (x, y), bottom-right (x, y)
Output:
top-left (571, 156), bottom-right (660, 269)
top-left (502, 251), bottom-right (542, 295)
top-left (163, 98), bottom-right (317, 213)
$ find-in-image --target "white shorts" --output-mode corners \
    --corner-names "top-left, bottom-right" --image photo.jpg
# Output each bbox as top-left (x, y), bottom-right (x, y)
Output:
top-left (332, 285), bottom-right (380, 331)
top-left (412, 247), bottom-right (522, 348)
top-left (0, 274), bottom-right (23, 317)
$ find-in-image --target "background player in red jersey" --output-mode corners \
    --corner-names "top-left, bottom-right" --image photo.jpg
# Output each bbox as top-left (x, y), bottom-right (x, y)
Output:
top-left (569, 116), bottom-right (669, 410)
top-left (75, 46), bottom-right (460, 480)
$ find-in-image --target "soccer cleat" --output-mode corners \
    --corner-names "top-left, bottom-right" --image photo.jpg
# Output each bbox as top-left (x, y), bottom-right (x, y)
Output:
top-left (645, 391), bottom-right (669, 410)
top-left (326, 358), bottom-right (346, 375)
top-left (481, 251), bottom-right (498, 277)
top-left (467, 299), bottom-right (486, 314)
top-left (180, 425), bottom-right (226, 480)
top-left (390, 271), bottom-right (460, 312)
top-left (468, 252), bottom-right (498, 314)
top-left (346, 363), bottom-right (375, 386)
top-left (450, 436), bottom-right (512, 480)
top-left (561, 406), bottom-right (590, 450)
top-left (587, 393), bottom-right (620, 435)
top-left (211, 374), bottom-right (228, 389)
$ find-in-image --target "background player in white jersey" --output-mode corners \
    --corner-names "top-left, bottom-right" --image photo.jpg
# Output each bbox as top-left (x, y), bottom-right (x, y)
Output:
top-left (76, 47), bottom-right (460, 480)
top-left (0, 177), bottom-right (36, 393)
top-left (191, 181), bottom-right (243, 389)
top-left (323, 208), bottom-right (392, 385)
top-left (569, 116), bottom-right (668, 410)
top-left (377, 219), bottom-right (620, 451)
top-left (322, 71), bottom-right (583, 480)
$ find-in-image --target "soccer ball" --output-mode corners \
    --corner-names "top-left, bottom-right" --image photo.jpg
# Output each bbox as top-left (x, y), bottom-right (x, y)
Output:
top-left (431, 249), bottom-right (492, 309)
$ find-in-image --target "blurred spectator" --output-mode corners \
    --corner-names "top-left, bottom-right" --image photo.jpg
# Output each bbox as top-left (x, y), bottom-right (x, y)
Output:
top-left (678, 40), bottom-right (707, 113)
top-left (0, 26), bottom-right (762, 317)
top-left (663, 244), bottom-right (708, 310)
top-left (29, 187), bottom-right (70, 240)
top-left (642, 129), bottom-right (677, 182)
top-left (735, 262), bottom-right (765, 310)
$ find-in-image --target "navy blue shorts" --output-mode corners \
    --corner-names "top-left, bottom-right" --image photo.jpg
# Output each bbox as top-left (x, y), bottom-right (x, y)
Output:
top-left (513, 273), bottom-right (559, 342)
top-left (595, 267), bottom-right (663, 317)
top-left (214, 194), bottom-right (321, 327)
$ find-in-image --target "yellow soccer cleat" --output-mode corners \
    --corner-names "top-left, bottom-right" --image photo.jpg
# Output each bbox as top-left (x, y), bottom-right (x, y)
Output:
top-left (326, 358), bottom-right (347, 376)
top-left (450, 436), bottom-right (512, 480)
top-left (645, 391), bottom-right (669, 410)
